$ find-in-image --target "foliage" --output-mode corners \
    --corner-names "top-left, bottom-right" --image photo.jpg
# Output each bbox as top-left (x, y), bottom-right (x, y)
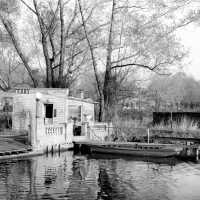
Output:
top-left (78, 0), bottom-right (200, 121)
top-left (1, 0), bottom-right (200, 121)
top-left (148, 72), bottom-right (200, 111)
top-left (153, 117), bottom-right (199, 132)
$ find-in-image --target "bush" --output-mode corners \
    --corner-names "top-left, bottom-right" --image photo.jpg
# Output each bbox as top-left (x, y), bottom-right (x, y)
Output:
top-left (153, 117), bottom-right (199, 131)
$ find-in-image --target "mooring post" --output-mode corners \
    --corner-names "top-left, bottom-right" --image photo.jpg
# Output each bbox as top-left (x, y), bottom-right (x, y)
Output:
top-left (51, 145), bottom-right (54, 155)
top-left (58, 144), bottom-right (61, 156)
top-left (46, 146), bottom-right (48, 156)
top-left (196, 148), bottom-right (199, 161)
top-left (147, 128), bottom-right (150, 144)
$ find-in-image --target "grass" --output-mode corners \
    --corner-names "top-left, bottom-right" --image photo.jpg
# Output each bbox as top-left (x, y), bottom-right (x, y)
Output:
top-left (153, 118), bottom-right (199, 132)
top-left (108, 115), bottom-right (200, 141)
top-left (108, 115), bottom-right (150, 142)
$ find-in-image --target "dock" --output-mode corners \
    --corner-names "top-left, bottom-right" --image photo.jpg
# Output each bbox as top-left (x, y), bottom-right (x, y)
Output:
top-left (0, 138), bottom-right (34, 158)
top-left (73, 140), bottom-right (200, 160)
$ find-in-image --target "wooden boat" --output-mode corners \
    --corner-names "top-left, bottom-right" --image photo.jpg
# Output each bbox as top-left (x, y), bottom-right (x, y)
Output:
top-left (89, 142), bottom-right (182, 157)
top-left (87, 152), bottom-right (180, 166)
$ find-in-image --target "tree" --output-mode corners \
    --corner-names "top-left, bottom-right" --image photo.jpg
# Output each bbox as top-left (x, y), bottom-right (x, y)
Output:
top-left (0, 0), bottom-right (38, 87)
top-left (0, 0), bottom-right (93, 88)
top-left (78, 0), bottom-right (199, 121)
top-left (149, 72), bottom-right (200, 111)
top-left (1, 0), bottom-right (200, 121)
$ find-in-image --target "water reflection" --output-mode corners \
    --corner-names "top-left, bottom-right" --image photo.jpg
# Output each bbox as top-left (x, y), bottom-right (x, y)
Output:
top-left (0, 152), bottom-right (199, 200)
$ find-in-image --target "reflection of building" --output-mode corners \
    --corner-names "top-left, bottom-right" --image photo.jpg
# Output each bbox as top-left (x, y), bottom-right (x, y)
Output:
top-left (0, 88), bottom-right (99, 153)
top-left (0, 152), bottom-right (100, 200)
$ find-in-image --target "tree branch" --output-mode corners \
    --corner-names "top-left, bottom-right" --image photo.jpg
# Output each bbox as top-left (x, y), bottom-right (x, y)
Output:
top-left (0, 15), bottom-right (38, 87)
top-left (19, 0), bottom-right (37, 15)
top-left (111, 62), bottom-right (163, 72)
top-left (78, 0), bottom-right (102, 97)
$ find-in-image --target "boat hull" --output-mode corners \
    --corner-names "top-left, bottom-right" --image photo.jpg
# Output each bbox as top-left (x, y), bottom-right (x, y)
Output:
top-left (90, 145), bottom-right (179, 157)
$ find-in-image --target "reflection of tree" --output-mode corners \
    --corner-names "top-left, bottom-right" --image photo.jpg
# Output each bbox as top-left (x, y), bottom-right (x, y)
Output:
top-left (41, 193), bottom-right (56, 200)
top-left (72, 159), bottom-right (87, 180)
top-left (26, 159), bottom-right (39, 200)
top-left (66, 158), bottom-right (97, 200)
top-left (97, 160), bottom-right (120, 200)
top-left (97, 168), bottom-right (113, 200)
top-left (97, 160), bottom-right (134, 200)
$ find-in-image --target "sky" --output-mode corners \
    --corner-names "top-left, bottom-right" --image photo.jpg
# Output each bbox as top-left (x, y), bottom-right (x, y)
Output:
top-left (15, 0), bottom-right (200, 82)
top-left (180, 24), bottom-right (200, 80)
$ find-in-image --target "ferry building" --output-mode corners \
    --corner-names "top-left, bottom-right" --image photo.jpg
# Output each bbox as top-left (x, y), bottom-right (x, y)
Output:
top-left (0, 88), bottom-right (109, 154)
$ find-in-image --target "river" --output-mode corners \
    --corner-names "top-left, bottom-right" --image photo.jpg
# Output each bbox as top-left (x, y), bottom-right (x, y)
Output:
top-left (0, 151), bottom-right (200, 200)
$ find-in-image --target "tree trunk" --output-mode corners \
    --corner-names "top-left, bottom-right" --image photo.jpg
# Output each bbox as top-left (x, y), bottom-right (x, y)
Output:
top-left (33, 0), bottom-right (52, 87)
top-left (102, 0), bottom-right (116, 121)
top-left (98, 96), bottom-right (104, 122)
top-left (0, 16), bottom-right (38, 87)
top-left (42, 35), bottom-right (52, 87)
top-left (78, 0), bottom-right (104, 121)
top-left (59, 0), bottom-right (65, 87)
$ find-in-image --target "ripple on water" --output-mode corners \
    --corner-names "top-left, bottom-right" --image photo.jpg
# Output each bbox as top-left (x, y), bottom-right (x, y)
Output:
top-left (0, 152), bottom-right (199, 200)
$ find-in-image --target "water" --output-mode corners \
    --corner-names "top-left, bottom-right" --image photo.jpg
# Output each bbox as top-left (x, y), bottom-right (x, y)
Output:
top-left (0, 152), bottom-right (200, 200)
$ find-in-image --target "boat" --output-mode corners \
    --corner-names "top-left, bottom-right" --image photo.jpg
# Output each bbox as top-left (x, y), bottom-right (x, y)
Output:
top-left (89, 142), bottom-right (182, 157)
top-left (87, 152), bottom-right (180, 166)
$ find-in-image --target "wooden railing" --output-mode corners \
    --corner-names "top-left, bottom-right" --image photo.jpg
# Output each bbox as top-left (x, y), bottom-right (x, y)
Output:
top-left (88, 123), bottom-right (110, 141)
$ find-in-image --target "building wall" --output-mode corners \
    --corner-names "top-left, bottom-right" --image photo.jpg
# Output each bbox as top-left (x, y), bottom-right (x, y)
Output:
top-left (35, 94), bottom-right (73, 151)
top-left (9, 92), bottom-right (73, 151)
top-left (12, 94), bottom-right (37, 145)
top-left (68, 98), bottom-right (95, 122)
top-left (1, 88), bottom-right (97, 151)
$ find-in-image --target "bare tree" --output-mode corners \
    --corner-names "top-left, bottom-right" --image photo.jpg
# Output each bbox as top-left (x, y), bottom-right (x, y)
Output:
top-left (78, 0), bottom-right (200, 121)
top-left (0, 47), bottom-right (34, 90)
top-left (0, 0), bottom-right (38, 87)
top-left (0, 0), bottom-right (93, 88)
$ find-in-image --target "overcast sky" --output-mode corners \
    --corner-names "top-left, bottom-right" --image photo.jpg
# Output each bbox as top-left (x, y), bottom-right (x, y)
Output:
top-left (16, 0), bottom-right (200, 82)
top-left (180, 23), bottom-right (200, 80)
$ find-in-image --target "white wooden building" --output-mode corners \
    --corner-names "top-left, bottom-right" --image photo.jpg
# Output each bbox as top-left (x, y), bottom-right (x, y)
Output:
top-left (0, 88), bottom-right (101, 153)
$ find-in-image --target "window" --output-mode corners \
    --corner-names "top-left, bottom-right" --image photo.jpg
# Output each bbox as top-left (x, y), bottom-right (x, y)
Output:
top-left (68, 105), bottom-right (81, 122)
top-left (45, 104), bottom-right (53, 118)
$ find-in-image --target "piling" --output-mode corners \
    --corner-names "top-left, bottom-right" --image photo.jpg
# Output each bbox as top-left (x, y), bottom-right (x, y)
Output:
top-left (196, 148), bottom-right (199, 161)
top-left (51, 145), bottom-right (54, 155)
top-left (58, 144), bottom-right (61, 156)
top-left (46, 146), bottom-right (49, 156)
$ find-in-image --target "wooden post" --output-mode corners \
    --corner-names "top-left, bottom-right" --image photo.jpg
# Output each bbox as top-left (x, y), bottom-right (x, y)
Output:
top-left (196, 148), bottom-right (199, 161)
top-left (51, 145), bottom-right (54, 155)
top-left (170, 111), bottom-right (173, 129)
top-left (147, 128), bottom-right (150, 144)
top-left (35, 99), bottom-right (39, 145)
top-left (58, 144), bottom-right (61, 156)
top-left (46, 146), bottom-right (48, 155)
top-left (108, 126), bottom-right (110, 140)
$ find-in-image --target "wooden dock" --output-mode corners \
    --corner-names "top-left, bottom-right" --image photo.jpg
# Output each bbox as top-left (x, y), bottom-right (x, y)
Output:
top-left (0, 138), bottom-right (32, 157)
top-left (73, 140), bottom-right (200, 160)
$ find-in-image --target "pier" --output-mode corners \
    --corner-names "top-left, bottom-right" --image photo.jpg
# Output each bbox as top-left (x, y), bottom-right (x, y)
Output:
top-left (73, 140), bottom-right (200, 160)
top-left (0, 138), bottom-right (42, 160)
